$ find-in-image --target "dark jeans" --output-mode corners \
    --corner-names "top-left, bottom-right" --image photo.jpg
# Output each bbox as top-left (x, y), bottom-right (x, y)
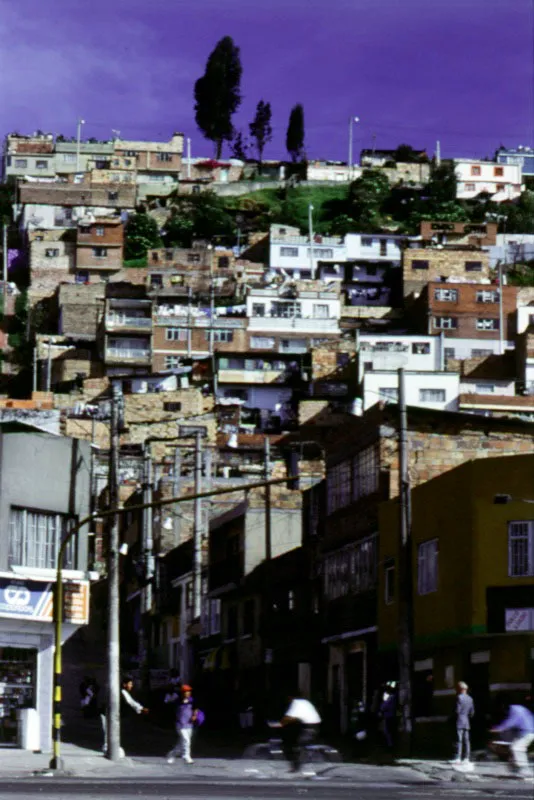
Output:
top-left (455, 727), bottom-right (471, 761)
top-left (281, 722), bottom-right (319, 771)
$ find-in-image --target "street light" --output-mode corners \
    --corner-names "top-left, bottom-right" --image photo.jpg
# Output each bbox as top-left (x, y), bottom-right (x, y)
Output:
top-left (308, 203), bottom-right (315, 279)
top-left (76, 118), bottom-right (86, 173)
top-left (348, 116), bottom-right (360, 180)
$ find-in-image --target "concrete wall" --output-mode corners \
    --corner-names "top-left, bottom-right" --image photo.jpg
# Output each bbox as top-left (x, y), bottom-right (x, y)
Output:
top-left (244, 506), bottom-right (302, 575)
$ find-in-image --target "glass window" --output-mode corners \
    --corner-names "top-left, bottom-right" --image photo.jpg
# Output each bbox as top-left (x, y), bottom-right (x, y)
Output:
top-left (250, 336), bottom-right (275, 349)
top-left (411, 259), bottom-right (429, 270)
top-left (412, 342), bottom-right (430, 355)
top-left (471, 166), bottom-right (481, 176)
top-left (327, 460), bottom-right (352, 514)
top-left (165, 356), bottom-right (181, 369)
top-left (252, 303), bottom-right (265, 317)
top-left (35, 160), bottom-right (48, 169)
top-left (433, 317), bottom-right (457, 330)
top-left (280, 247), bottom-right (299, 257)
top-left (92, 247), bottom-right (108, 258)
top-left (465, 261), bottom-right (482, 272)
top-left (434, 288), bottom-right (458, 302)
top-left (95, 227), bottom-right (105, 237)
top-left (508, 522), bottom-right (534, 577)
top-left (361, 237), bottom-right (373, 247)
top-left (165, 327), bottom-right (187, 341)
top-left (476, 290), bottom-right (499, 303)
top-left (9, 508), bottom-right (75, 570)
top-left (271, 301), bottom-right (302, 318)
top-left (353, 444), bottom-right (379, 501)
top-left (379, 387), bottom-right (398, 402)
top-left (476, 318), bottom-right (499, 331)
top-left (156, 152), bottom-right (173, 162)
top-left (14, 159), bottom-right (27, 168)
top-left (313, 304), bottom-right (329, 319)
top-left (45, 248), bottom-right (60, 258)
top-left (418, 539), bottom-right (438, 595)
top-left (208, 330), bottom-right (234, 343)
top-left (419, 388), bottom-right (446, 402)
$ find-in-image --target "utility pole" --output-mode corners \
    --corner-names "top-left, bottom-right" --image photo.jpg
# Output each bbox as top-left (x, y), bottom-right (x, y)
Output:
top-left (308, 203), bottom-right (315, 279)
top-left (46, 340), bottom-right (52, 393)
top-left (397, 368), bottom-right (413, 754)
top-left (348, 116), bottom-right (359, 180)
top-left (436, 140), bottom-right (441, 167)
top-left (264, 437), bottom-right (272, 561)
top-left (186, 138), bottom-right (192, 179)
top-left (76, 118), bottom-right (85, 173)
top-left (141, 445), bottom-right (154, 692)
top-left (498, 260), bottom-right (504, 355)
top-left (173, 446), bottom-right (182, 545)
top-left (106, 381), bottom-right (121, 760)
top-left (32, 345), bottom-right (38, 393)
top-left (2, 222), bottom-right (7, 294)
top-left (263, 436), bottom-right (273, 695)
top-left (193, 432), bottom-right (203, 620)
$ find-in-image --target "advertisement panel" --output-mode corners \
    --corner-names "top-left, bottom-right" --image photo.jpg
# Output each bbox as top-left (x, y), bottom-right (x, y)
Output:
top-left (0, 575), bottom-right (89, 624)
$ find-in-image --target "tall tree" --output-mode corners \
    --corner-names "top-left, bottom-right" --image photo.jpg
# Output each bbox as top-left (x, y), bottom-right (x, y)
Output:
top-left (286, 104), bottom-right (305, 163)
top-left (249, 100), bottom-right (272, 170)
top-left (194, 36), bottom-right (243, 159)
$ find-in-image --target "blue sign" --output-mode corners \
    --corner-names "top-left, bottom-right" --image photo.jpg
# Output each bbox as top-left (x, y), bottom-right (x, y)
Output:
top-left (0, 577), bottom-right (53, 621)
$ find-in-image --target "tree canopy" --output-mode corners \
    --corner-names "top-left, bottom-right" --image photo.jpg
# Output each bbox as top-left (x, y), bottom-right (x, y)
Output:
top-left (249, 100), bottom-right (273, 169)
top-left (286, 104), bottom-right (305, 163)
top-left (124, 213), bottom-right (162, 260)
top-left (194, 36), bottom-right (243, 159)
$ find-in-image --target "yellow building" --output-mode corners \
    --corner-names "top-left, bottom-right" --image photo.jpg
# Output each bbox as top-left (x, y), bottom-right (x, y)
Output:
top-left (378, 454), bottom-right (534, 746)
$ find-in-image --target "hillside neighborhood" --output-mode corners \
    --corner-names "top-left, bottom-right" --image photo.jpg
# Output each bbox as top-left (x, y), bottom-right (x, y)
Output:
top-left (0, 120), bottom-right (533, 771)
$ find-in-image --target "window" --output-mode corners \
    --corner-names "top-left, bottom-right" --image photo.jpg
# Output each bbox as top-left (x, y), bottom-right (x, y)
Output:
top-left (165, 356), bottom-right (181, 369)
top-left (337, 353), bottom-right (350, 367)
top-left (418, 539), bottom-right (438, 595)
top-left (156, 152), bottom-right (172, 162)
top-left (279, 338), bottom-right (307, 353)
top-left (411, 259), bottom-right (429, 270)
top-left (108, 191), bottom-right (119, 201)
top-left (434, 288), bottom-right (458, 302)
top-left (419, 388), bottom-right (446, 403)
top-left (471, 165), bottom-right (481, 176)
top-left (150, 274), bottom-right (163, 288)
top-left (508, 522), bottom-right (534, 577)
top-left (323, 536), bottom-right (377, 600)
top-left (36, 160), bottom-right (48, 169)
top-left (307, 247), bottom-right (334, 258)
top-left (250, 336), bottom-right (275, 349)
top-left (209, 330), bottom-right (234, 343)
top-left (474, 383), bottom-right (495, 394)
top-left (384, 562), bottom-right (395, 605)
top-left (313, 304), bottom-right (329, 319)
top-left (63, 154), bottom-right (77, 163)
top-left (465, 261), bottom-right (482, 272)
top-left (45, 248), bottom-right (60, 258)
top-left (165, 250), bottom-right (174, 261)
top-left (433, 317), bottom-right (457, 330)
top-left (209, 599), bottom-right (221, 635)
top-left (379, 387), bottom-right (399, 402)
top-left (92, 247), bottom-right (107, 258)
top-left (163, 402), bottom-right (182, 411)
top-left (218, 256), bottom-right (229, 269)
top-left (380, 240), bottom-right (387, 256)
top-left (496, 183), bottom-right (506, 192)
top-left (252, 303), bottom-right (265, 317)
top-left (242, 599), bottom-right (255, 636)
top-left (95, 226), bottom-right (105, 237)
top-left (75, 270), bottom-right (89, 284)
top-left (226, 605), bottom-right (238, 640)
top-left (412, 342), bottom-right (430, 355)
top-left (476, 318), bottom-right (499, 331)
top-left (366, 265), bottom-right (377, 276)
top-left (476, 290), bottom-right (499, 303)
top-left (280, 246), bottom-right (299, 257)
top-left (494, 166), bottom-right (504, 177)
top-left (187, 253), bottom-right (201, 264)
top-left (271, 301), bottom-right (301, 318)
top-left (471, 348), bottom-right (493, 357)
top-left (9, 508), bottom-right (75, 570)
top-left (465, 183), bottom-right (476, 192)
top-left (353, 444), bottom-right (379, 501)
top-left (14, 159), bottom-right (27, 168)
top-left (327, 460), bottom-right (352, 514)
top-left (123, 150), bottom-right (138, 157)
top-left (444, 347), bottom-right (455, 359)
top-left (361, 237), bottom-right (373, 247)
top-left (166, 327), bottom-right (187, 341)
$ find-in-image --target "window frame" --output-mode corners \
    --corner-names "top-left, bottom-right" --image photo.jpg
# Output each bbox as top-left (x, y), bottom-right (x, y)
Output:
top-left (9, 507), bottom-right (76, 570)
top-left (508, 521), bottom-right (534, 577)
top-left (411, 259), bottom-right (429, 271)
top-left (419, 388), bottom-right (446, 403)
top-left (417, 539), bottom-right (439, 595)
top-left (92, 246), bottom-right (108, 258)
top-left (165, 327), bottom-right (187, 342)
top-left (475, 318), bottom-right (499, 331)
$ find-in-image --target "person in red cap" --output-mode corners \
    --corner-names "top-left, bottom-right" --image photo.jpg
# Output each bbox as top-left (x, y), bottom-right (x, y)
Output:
top-left (166, 684), bottom-right (198, 764)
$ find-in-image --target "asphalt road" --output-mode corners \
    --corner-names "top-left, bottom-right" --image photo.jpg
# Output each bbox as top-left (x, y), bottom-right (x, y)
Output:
top-left (0, 779), bottom-right (532, 800)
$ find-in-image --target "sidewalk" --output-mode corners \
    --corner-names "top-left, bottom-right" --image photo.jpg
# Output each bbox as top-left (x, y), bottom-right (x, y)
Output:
top-left (0, 743), bottom-right (531, 788)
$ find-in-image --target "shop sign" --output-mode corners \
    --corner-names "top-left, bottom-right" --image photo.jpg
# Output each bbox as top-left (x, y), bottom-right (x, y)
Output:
top-left (0, 575), bottom-right (89, 625)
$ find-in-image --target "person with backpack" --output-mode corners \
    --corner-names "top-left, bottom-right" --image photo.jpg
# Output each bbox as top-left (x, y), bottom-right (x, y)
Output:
top-left (166, 684), bottom-right (200, 765)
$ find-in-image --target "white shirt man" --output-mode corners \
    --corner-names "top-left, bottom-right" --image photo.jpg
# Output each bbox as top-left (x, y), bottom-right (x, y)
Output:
top-left (284, 698), bottom-right (321, 725)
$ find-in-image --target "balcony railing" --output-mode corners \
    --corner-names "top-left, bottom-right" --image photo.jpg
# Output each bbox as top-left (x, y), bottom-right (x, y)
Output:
top-left (106, 316), bottom-right (152, 329)
top-left (106, 347), bottom-right (151, 361)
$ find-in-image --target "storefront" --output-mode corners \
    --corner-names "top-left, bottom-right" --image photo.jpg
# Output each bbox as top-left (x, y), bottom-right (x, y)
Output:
top-left (0, 573), bottom-right (89, 751)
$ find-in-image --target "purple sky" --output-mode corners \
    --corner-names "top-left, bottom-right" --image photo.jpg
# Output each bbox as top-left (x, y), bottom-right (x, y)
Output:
top-left (1, 0), bottom-right (532, 162)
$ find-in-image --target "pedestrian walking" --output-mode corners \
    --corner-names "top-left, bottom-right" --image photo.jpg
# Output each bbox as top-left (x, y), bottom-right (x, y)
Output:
top-left (101, 675), bottom-right (149, 756)
top-left (490, 696), bottom-right (534, 780)
top-left (450, 681), bottom-right (475, 769)
top-left (379, 682), bottom-right (397, 750)
top-left (166, 684), bottom-right (198, 765)
top-left (269, 689), bottom-right (321, 775)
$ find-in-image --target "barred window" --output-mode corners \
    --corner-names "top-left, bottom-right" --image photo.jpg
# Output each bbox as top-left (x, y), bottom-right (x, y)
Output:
top-left (323, 535), bottom-right (377, 600)
top-left (9, 508), bottom-right (75, 570)
top-left (353, 444), bottom-right (379, 501)
top-left (508, 521), bottom-right (534, 577)
top-left (327, 460), bottom-right (352, 514)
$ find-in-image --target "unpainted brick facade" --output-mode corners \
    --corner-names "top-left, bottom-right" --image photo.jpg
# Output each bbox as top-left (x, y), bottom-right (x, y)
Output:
top-left (423, 281), bottom-right (517, 340)
top-left (76, 220), bottom-right (124, 271)
top-left (403, 247), bottom-right (491, 295)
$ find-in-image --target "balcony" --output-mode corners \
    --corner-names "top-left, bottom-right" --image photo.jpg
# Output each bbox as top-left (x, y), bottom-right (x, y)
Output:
top-left (105, 346), bottom-right (151, 364)
top-left (248, 316), bottom-right (340, 334)
top-left (105, 314), bottom-right (152, 332)
top-left (218, 368), bottom-right (296, 384)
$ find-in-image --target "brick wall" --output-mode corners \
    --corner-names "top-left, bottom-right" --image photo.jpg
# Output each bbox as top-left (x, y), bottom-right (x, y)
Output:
top-left (403, 248), bottom-right (491, 295)
top-left (425, 281), bottom-right (517, 339)
top-left (30, 240), bottom-right (75, 271)
top-left (58, 283), bottom-right (105, 337)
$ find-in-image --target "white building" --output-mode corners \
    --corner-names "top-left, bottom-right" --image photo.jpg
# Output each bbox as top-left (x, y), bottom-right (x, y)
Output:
top-left (246, 286), bottom-right (341, 335)
top-left (268, 225), bottom-right (346, 279)
top-left (363, 370), bottom-right (460, 412)
top-left (356, 334), bottom-right (443, 383)
top-left (485, 234), bottom-right (534, 268)
top-left (454, 159), bottom-right (523, 202)
top-left (345, 233), bottom-right (404, 264)
top-left (306, 161), bottom-right (362, 183)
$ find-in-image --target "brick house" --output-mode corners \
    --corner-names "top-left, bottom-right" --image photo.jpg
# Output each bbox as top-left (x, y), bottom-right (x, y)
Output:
top-left (403, 246), bottom-right (492, 297)
top-left (419, 220), bottom-right (497, 248)
top-left (76, 217), bottom-right (124, 280)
